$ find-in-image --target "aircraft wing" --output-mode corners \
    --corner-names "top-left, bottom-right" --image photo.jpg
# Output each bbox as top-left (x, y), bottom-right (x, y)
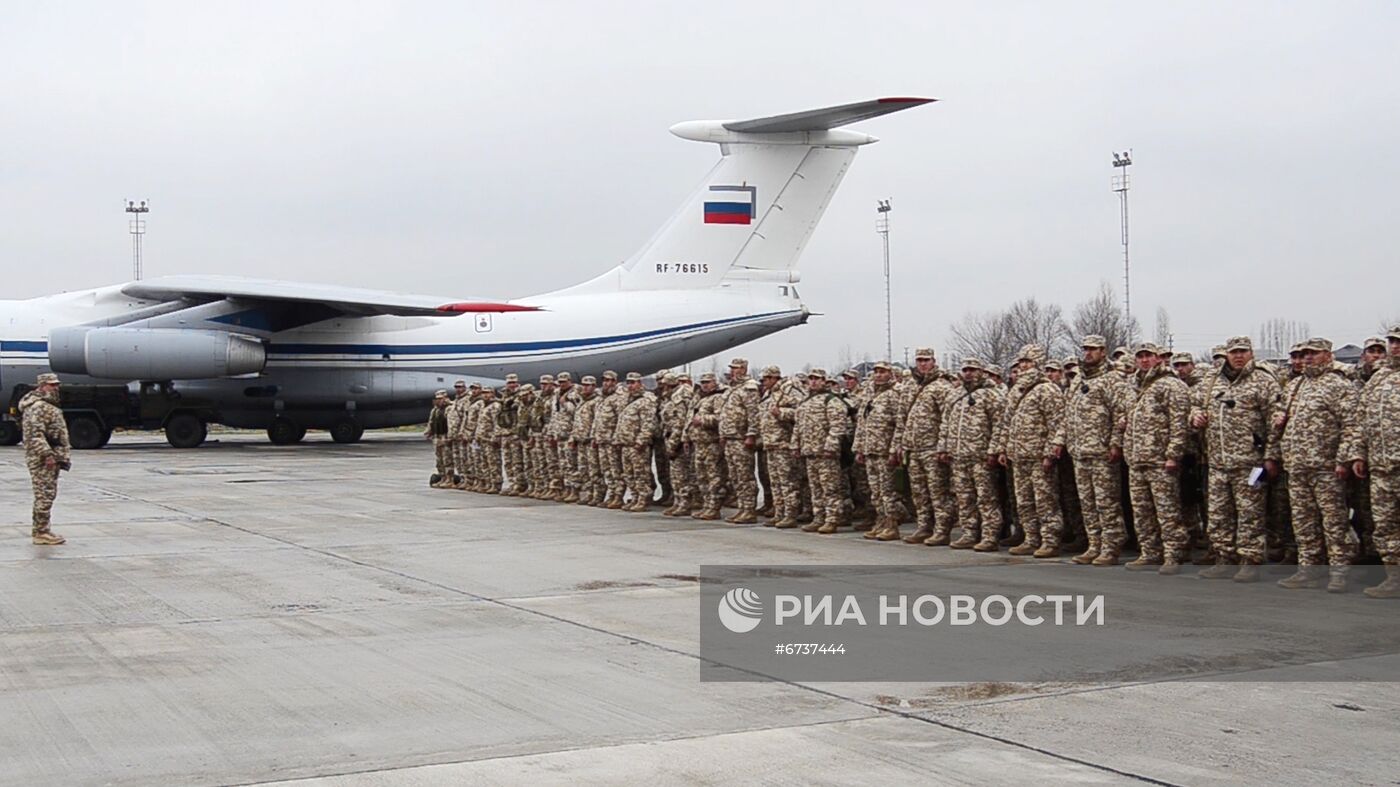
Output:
top-left (723, 97), bottom-right (935, 133)
top-left (121, 275), bottom-right (539, 317)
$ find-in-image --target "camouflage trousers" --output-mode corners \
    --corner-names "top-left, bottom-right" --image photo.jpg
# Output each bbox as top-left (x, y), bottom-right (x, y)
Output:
top-left (604, 444), bottom-right (625, 502)
top-left (670, 445), bottom-right (697, 510)
top-left (865, 454), bottom-right (900, 520)
top-left (28, 461), bottom-right (59, 534)
top-left (1206, 467), bottom-right (1267, 563)
top-left (847, 462), bottom-right (869, 512)
top-left (481, 442), bottom-right (503, 490)
top-left (1011, 459), bottom-right (1062, 547)
top-left (558, 441), bottom-right (577, 494)
top-left (451, 440), bottom-right (468, 480)
top-left (795, 456), bottom-right (813, 518)
top-left (528, 438), bottom-right (547, 491)
top-left (433, 438), bottom-right (453, 476)
top-left (693, 442), bottom-right (724, 511)
top-left (575, 441), bottom-right (600, 502)
top-left (757, 448), bottom-right (772, 511)
top-left (653, 435), bottom-right (671, 499)
top-left (1127, 464), bottom-right (1188, 561)
top-left (503, 437), bottom-right (526, 491)
top-left (764, 446), bottom-right (798, 520)
top-left (1288, 468), bottom-right (1358, 566)
top-left (1369, 469), bottom-right (1400, 565)
top-left (1266, 472), bottom-right (1295, 550)
top-left (1349, 475), bottom-right (1376, 559)
top-left (1072, 457), bottom-right (1125, 553)
top-left (1058, 457), bottom-right (1084, 538)
top-left (952, 459), bottom-right (1001, 543)
top-left (622, 444), bottom-right (654, 504)
top-left (805, 454), bottom-right (846, 526)
top-left (908, 450), bottom-right (954, 532)
top-left (724, 440), bottom-right (758, 513)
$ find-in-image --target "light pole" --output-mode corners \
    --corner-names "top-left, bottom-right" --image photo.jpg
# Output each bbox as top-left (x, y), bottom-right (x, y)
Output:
top-left (1111, 152), bottom-right (1132, 326)
top-left (876, 199), bottom-right (892, 363)
top-left (126, 199), bottom-right (149, 281)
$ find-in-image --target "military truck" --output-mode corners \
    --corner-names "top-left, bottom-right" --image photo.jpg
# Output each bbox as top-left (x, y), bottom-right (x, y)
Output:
top-left (1, 381), bottom-right (221, 449)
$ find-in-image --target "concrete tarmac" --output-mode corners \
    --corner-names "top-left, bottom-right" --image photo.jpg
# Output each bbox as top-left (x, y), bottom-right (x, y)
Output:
top-left (1, 433), bottom-right (1396, 786)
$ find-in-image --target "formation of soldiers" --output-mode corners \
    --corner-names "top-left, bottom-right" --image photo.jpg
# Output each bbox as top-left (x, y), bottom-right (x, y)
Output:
top-left (428, 328), bottom-right (1400, 600)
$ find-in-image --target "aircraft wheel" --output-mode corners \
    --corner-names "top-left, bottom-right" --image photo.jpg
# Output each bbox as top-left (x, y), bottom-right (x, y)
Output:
top-left (0, 420), bottom-right (20, 446)
top-left (68, 415), bottom-right (106, 450)
top-left (330, 419), bottom-right (364, 444)
top-left (166, 413), bottom-right (208, 448)
top-left (268, 417), bottom-right (304, 445)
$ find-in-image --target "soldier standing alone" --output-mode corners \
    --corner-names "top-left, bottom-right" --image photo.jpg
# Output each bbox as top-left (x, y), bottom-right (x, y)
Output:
top-left (22, 373), bottom-right (70, 545)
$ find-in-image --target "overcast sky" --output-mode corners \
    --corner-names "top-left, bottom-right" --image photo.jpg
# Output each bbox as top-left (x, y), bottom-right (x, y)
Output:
top-left (4, 1), bottom-right (1397, 369)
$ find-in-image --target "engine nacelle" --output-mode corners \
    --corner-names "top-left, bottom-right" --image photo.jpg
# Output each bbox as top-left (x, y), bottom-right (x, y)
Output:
top-left (49, 327), bottom-right (266, 380)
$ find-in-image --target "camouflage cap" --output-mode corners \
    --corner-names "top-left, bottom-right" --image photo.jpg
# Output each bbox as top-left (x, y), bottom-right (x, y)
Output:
top-left (1043, 358), bottom-right (1063, 371)
top-left (807, 367), bottom-right (827, 379)
top-left (660, 372), bottom-right (678, 384)
top-left (1015, 344), bottom-right (1045, 365)
top-left (504, 373), bottom-right (519, 383)
top-left (453, 379), bottom-right (467, 387)
top-left (1111, 345), bottom-right (1129, 359)
top-left (1211, 344), bottom-right (1228, 358)
top-left (677, 372), bottom-right (692, 382)
top-left (729, 357), bottom-right (748, 368)
top-left (1117, 358), bottom-right (1136, 372)
top-left (1063, 356), bottom-right (1079, 368)
top-left (1080, 335), bottom-right (1107, 349)
top-left (434, 389), bottom-right (448, 398)
top-left (699, 372), bottom-right (718, 383)
top-left (518, 383), bottom-right (535, 393)
top-left (760, 364), bottom-right (781, 377)
top-left (841, 368), bottom-right (860, 379)
top-left (580, 375), bottom-right (597, 385)
top-left (1289, 342), bottom-right (1306, 356)
top-left (872, 361), bottom-right (893, 372)
top-left (555, 371), bottom-right (572, 382)
top-left (539, 374), bottom-right (554, 384)
top-left (1303, 337), bottom-right (1333, 352)
top-left (601, 370), bottom-right (618, 380)
top-left (1171, 352), bottom-right (1194, 365)
top-left (1133, 341), bottom-right (1163, 356)
top-left (36, 372), bottom-right (60, 385)
top-left (1364, 336), bottom-right (1385, 350)
top-left (914, 347), bottom-right (935, 360)
top-left (960, 357), bottom-right (983, 371)
top-left (1225, 336), bottom-right (1252, 352)
top-left (625, 371), bottom-right (642, 382)
top-left (1388, 325), bottom-right (1400, 341)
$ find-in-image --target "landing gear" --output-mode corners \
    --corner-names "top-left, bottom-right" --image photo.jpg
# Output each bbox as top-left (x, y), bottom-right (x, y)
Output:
top-left (329, 418), bottom-right (364, 444)
top-left (165, 413), bottom-right (208, 448)
top-left (268, 417), bottom-right (306, 445)
top-left (67, 415), bottom-right (106, 450)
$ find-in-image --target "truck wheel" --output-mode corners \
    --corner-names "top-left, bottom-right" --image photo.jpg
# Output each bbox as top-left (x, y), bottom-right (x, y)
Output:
top-left (0, 420), bottom-right (20, 446)
top-left (97, 428), bottom-right (113, 448)
top-left (166, 413), bottom-right (207, 448)
top-left (330, 419), bottom-right (364, 444)
top-left (68, 415), bottom-right (106, 450)
top-left (268, 417), bottom-right (304, 445)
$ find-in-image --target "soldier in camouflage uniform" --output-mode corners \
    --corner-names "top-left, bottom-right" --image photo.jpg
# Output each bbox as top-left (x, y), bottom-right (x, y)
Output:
top-left (1344, 325), bottom-right (1400, 597)
top-left (1171, 353), bottom-right (1208, 552)
top-left (652, 370), bottom-right (674, 508)
top-left (757, 366), bottom-right (799, 527)
top-left (511, 385), bottom-right (539, 494)
top-left (938, 358), bottom-right (1006, 551)
top-left (426, 390), bottom-right (453, 487)
top-left (719, 358), bottom-right (762, 524)
top-left (21, 373), bottom-right (70, 545)
top-left (496, 374), bottom-right (527, 495)
top-left (522, 376), bottom-right (552, 498)
top-left (1191, 336), bottom-right (1281, 581)
top-left (1054, 335), bottom-right (1129, 566)
top-left (549, 373), bottom-right (580, 501)
top-left (1046, 357), bottom-right (1084, 550)
top-left (840, 369), bottom-right (871, 526)
top-left (475, 388), bottom-right (502, 493)
top-left (1348, 337), bottom-right (1387, 561)
top-left (446, 380), bottom-right (470, 488)
top-left (794, 369), bottom-right (850, 533)
top-left (592, 371), bottom-right (628, 508)
top-left (854, 362), bottom-right (904, 541)
top-left (899, 348), bottom-right (959, 545)
top-left (571, 376), bottom-right (601, 505)
top-left (461, 383), bottom-right (485, 491)
top-left (1123, 343), bottom-right (1192, 573)
top-left (689, 373), bottom-right (726, 520)
top-left (994, 344), bottom-right (1067, 557)
top-left (616, 372), bottom-right (658, 511)
top-left (661, 373), bottom-right (696, 516)
top-left (1275, 338), bottom-right (1360, 592)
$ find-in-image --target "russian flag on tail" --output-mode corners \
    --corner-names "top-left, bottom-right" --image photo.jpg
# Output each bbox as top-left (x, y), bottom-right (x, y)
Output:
top-left (704, 185), bottom-right (757, 225)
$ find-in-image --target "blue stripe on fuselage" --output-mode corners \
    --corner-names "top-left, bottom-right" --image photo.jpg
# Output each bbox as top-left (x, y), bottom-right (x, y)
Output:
top-left (1, 341), bottom-right (47, 352)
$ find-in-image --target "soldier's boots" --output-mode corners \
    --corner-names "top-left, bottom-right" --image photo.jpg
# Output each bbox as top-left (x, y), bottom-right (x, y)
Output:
top-left (876, 522), bottom-right (902, 541)
top-left (1326, 567), bottom-right (1349, 594)
top-left (1124, 555), bottom-right (1163, 571)
top-left (607, 499), bottom-right (625, 510)
top-left (1193, 546), bottom-right (1219, 566)
top-left (796, 511), bottom-right (814, 524)
top-left (1070, 546), bottom-right (1100, 565)
top-left (774, 517), bottom-right (799, 529)
top-left (1363, 566), bottom-right (1400, 599)
top-left (730, 510), bottom-right (758, 525)
top-left (816, 522), bottom-right (841, 535)
top-left (32, 531), bottom-right (65, 546)
top-left (1032, 544), bottom-right (1061, 559)
top-left (758, 504), bottom-right (775, 519)
top-left (693, 508), bottom-right (721, 521)
top-left (1158, 560), bottom-right (1182, 576)
top-left (973, 537), bottom-right (1000, 553)
top-left (562, 490), bottom-right (579, 504)
top-left (1007, 541), bottom-right (1039, 556)
top-left (1000, 533), bottom-right (1022, 547)
top-left (1199, 558), bottom-right (1237, 579)
top-left (1277, 567), bottom-right (1325, 589)
top-left (949, 533), bottom-right (978, 550)
top-left (863, 517), bottom-right (889, 540)
top-left (903, 526), bottom-right (934, 545)
top-left (1091, 551), bottom-right (1120, 567)
top-left (801, 520), bottom-right (825, 533)
top-left (924, 527), bottom-right (952, 547)
top-left (1232, 563), bottom-right (1261, 583)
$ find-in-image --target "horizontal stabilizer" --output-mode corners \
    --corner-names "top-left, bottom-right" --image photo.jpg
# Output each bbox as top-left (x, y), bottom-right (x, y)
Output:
top-left (723, 97), bottom-right (935, 134)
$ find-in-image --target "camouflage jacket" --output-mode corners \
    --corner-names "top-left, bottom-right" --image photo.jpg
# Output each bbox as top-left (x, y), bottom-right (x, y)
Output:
top-left (661, 386), bottom-right (696, 452)
top-left (615, 390), bottom-right (658, 445)
top-left (20, 389), bottom-right (70, 464)
top-left (1056, 360), bottom-right (1127, 460)
top-left (688, 388), bottom-right (725, 444)
top-left (427, 403), bottom-right (450, 439)
top-left (793, 391), bottom-right (849, 457)
top-left (719, 376), bottom-right (761, 439)
top-left (1191, 361), bottom-right (1281, 469)
top-left (494, 393), bottom-right (521, 438)
top-left (1123, 366), bottom-right (1190, 465)
top-left (463, 397), bottom-right (484, 442)
top-left (571, 392), bottom-right (599, 443)
top-left (899, 372), bottom-right (958, 453)
top-left (476, 401), bottom-right (501, 443)
top-left (592, 388), bottom-right (629, 444)
top-left (1277, 365), bottom-right (1357, 471)
top-left (447, 396), bottom-right (470, 439)
top-left (527, 393), bottom-right (552, 437)
top-left (1343, 363), bottom-right (1400, 470)
top-left (758, 381), bottom-right (801, 450)
top-left (993, 370), bottom-right (1065, 462)
top-left (853, 381), bottom-right (901, 456)
top-left (548, 388), bottom-right (580, 440)
top-left (938, 378), bottom-right (1006, 460)
top-left (516, 395), bottom-right (541, 439)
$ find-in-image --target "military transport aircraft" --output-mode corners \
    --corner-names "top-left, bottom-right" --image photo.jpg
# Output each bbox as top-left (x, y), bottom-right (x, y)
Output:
top-left (0, 97), bottom-right (933, 447)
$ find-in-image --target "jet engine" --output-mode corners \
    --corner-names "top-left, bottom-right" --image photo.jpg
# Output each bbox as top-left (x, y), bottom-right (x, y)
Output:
top-left (49, 327), bottom-right (266, 380)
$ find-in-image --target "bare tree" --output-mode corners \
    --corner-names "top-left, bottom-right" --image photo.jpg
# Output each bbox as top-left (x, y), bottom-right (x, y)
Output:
top-left (1257, 318), bottom-right (1311, 358)
top-left (1004, 297), bottom-right (1073, 359)
top-left (835, 344), bottom-right (855, 375)
top-left (1071, 281), bottom-right (1140, 350)
top-left (1154, 306), bottom-right (1172, 348)
top-left (948, 309), bottom-right (1018, 371)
